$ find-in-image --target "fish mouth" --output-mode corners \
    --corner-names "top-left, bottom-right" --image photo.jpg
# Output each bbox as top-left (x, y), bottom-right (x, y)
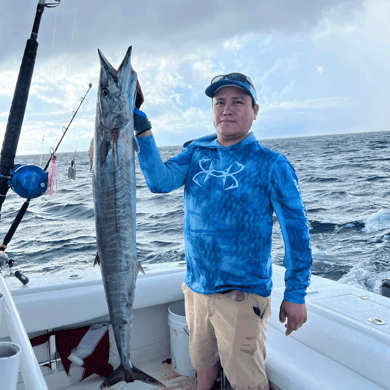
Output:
top-left (99, 93), bottom-right (132, 130)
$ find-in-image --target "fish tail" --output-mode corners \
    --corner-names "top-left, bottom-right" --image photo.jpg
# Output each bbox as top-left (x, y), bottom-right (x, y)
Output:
top-left (99, 363), bottom-right (167, 389)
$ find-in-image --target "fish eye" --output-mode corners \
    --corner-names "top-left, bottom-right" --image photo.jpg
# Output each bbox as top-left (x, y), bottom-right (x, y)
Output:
top-left (101, 87), bottom-right (110, 97)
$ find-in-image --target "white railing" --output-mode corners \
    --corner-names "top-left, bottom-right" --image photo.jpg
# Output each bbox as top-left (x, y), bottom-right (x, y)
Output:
top-left (0, 275), bottom-right (48, 390)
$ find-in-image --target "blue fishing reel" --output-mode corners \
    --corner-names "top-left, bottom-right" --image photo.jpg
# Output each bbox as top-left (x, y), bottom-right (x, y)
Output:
top-left (8, 164), bottom-right (48, 199)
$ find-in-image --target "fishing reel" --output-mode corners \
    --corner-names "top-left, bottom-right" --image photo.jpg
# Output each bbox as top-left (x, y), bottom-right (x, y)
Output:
top-left (0, 252), bottom-right (29, 285)
top-left (2, 164), bottom-right (48, 199)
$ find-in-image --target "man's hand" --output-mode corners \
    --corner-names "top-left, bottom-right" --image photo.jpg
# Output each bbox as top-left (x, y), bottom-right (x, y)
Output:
top-left (279, 300), bottom-right (307, 336)
top-left (135, 79), bottom-right (144, 109)
top-left (134, 79), bottom-right (152, 136)
top-left (134, 107), bottom-right (152, 136)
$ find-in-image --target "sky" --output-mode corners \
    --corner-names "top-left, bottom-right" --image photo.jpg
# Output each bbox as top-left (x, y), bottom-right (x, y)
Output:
top-left (0, 0), bottom-right (389, 155)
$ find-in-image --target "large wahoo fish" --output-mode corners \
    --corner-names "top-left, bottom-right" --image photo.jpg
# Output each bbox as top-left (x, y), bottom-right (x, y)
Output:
top-left (92, 47), bottom-right (167, 390)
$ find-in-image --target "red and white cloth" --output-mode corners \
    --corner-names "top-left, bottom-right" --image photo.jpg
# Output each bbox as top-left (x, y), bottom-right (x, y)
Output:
top-left (30, 325), bottom-right (113, 383)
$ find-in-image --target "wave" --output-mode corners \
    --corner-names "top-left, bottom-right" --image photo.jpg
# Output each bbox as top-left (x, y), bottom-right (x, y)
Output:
top-left (311, 259), bottom-right (351, 281)
top-left (368, 142), bottom-right (390, 150)
top-left (309, 221), bottom-right (337, 233)
top-left (365, 176), bottom-right (390, 182)
top-left (306, 208), bottom-right (328, 213)
top-left (369, 157), bottom-right (390, 162)
top-left (6, 132), bottom-right (390, 291)
top-left (143, 249), bottom-right (185, 264)
top-left (309, 220), bottom-right (365, 234)
top-left (364, 209), bottom-right (390, 233)
top-left (309, 209), bottom-right (390, 234)
top-left (328, 191), bottom-right (348, 199)
top-left (339, 250), bottom-right (390, 294)
top-left (324, 163), bottom-right (364, 170)
top-left (306, 177), bottom-right (339, 183)
top-left (39, 203), bottom-right (95, 219)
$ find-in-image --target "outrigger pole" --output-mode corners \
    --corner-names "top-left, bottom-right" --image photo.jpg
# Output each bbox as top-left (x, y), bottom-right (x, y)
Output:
top-left (0, 0), bottom-right (60, 218)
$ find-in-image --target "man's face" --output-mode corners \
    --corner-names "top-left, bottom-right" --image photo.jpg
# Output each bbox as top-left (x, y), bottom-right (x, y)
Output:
top-left (212, 86), bottom-right (259, 146)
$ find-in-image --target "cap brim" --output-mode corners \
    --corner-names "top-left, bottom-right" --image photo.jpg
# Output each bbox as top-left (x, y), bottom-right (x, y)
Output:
top-left (205, 80), bottom-right (257, 102)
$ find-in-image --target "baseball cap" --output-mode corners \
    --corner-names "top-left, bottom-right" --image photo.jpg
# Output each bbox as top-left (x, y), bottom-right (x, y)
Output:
top-left (205, 73), bottom-right (257, 103)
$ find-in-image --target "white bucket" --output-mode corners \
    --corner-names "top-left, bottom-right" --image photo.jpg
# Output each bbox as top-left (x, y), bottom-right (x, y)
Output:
top-left (0, 342), bottom-right (21, 390)
top-left (168, 300), bottom-right (196, 377)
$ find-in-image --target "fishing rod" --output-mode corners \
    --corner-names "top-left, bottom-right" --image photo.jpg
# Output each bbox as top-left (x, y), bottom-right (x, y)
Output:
top-left (0, 0), bottom-right (61, 218)
top-left (0, 0), bottom-right (61, 285)
top-left (0, 84), bottom-right (92, 284)
top-left (44, 83), bottom-right (92, 172)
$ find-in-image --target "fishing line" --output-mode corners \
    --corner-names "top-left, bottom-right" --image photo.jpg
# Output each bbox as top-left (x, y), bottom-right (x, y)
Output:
top-left (55, 0), bottom-right (79, 150)
top-left (44, 83), bottom-right (92, 171)
top-left (40, 2), bottom-right (59, 168)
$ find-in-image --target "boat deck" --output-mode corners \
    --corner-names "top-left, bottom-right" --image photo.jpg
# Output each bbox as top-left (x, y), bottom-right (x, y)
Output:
top-left (64, 355), bottom-right (197, 390)
top-left (5, 265), bottom-right (389, 390)
top-left (62, 354), bottom-right (279, 390)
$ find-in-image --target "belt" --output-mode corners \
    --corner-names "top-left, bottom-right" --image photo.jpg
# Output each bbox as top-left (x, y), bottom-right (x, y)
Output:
top-left (221, 289), bottom-right (245, 302)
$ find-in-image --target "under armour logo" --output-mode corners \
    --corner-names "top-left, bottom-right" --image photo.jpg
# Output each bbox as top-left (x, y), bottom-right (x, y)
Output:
top-left (192, 159), bottom-right (244, 190)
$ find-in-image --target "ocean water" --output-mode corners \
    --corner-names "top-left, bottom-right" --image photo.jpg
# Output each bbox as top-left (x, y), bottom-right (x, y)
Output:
top-left (0, 131), bottom-right (389, 294)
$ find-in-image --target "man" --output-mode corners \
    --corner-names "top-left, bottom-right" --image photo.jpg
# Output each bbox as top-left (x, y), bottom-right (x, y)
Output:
top-left (134, 73), bottom-right (312, 390)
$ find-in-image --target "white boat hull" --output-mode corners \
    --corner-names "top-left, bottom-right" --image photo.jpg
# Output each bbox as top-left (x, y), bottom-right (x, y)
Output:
top-left (1, 263), bottom-right (389, 390)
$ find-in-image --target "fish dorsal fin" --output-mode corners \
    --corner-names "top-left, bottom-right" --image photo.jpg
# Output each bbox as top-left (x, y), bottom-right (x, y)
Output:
top-left (88, 137), bottom-right (94, 170)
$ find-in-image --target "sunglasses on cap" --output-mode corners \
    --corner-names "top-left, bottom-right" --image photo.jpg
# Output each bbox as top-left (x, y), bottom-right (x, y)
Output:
top-left (210, 73), bottom-right (256, 90)
top-left (205, 72), bottom-right (257, 104)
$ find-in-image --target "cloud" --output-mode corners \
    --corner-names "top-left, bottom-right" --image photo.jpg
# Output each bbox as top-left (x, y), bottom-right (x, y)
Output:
top-left (1, 0), bottom-right (365, 63)
top-left (4, 0), bottom-right (388, 154)
top-left (310, 0), bottom-right (390, 132)
top-left (261, 96), bottom-right (350, 112)
top-left (223, 37), bottom-right (245, 52)
top-left (154, 106), bottom-right (211, 134)
top-left (0, 53), bottom-right (98, 155)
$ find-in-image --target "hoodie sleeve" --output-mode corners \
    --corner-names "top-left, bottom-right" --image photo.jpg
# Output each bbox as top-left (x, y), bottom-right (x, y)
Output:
top-left (137, 134), bottom-right (192, 193)
top-left (269, 155), bottom-right (313, 304)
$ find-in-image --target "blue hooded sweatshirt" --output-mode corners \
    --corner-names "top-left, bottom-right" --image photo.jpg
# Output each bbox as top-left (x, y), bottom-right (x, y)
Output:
top-left (137, 132), bottom-right (312, 304)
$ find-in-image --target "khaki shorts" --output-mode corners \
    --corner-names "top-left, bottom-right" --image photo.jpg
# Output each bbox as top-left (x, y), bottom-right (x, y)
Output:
top-left (181, 282), bottom-right (271, 390)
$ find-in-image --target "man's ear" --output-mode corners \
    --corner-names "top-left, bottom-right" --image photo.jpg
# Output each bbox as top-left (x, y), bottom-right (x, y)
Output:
top-left (253, 104), bottom-right (260, 120)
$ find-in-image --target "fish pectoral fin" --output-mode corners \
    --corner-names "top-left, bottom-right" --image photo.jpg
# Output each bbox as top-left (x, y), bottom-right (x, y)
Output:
top-left (133, 135), bottom-right (140, 154)
top-left (138, 261), bottom-right (146, 275)
top-left (93, 252), bottom-right (100, 267)
top-left (100, 136), bottom-right (111, 167)
top-left (88, 137), bottom-right (94, 170)
top-left (99, 363), bottom-right (167, 389)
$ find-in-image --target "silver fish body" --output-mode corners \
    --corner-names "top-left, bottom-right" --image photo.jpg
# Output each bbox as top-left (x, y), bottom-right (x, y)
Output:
top-left (93, 46), bottom-right (166, 390)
